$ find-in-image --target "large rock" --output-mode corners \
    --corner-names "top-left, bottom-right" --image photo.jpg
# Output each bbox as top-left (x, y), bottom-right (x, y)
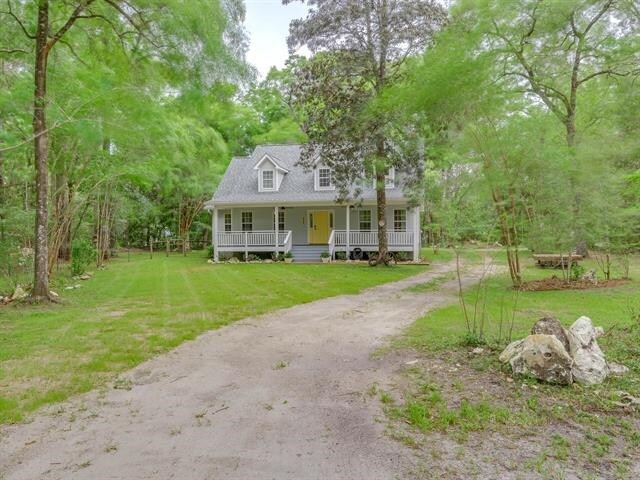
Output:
top-left (10, 285), bottom-right (28, 301)
top-left (567, 316), bottom-right (609, 385)
top-left (499, 334), bottom-right (574, 385)
top-left (531, 317), bottom-right (571, 353)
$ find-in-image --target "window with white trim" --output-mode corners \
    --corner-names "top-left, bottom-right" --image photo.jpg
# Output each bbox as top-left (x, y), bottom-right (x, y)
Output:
top-left (359, 210), bottom-right (372, 230)
top-left (385, 167), bottom-right (395, 188)
top-left (223, 212), bottom-right (232, 232)
top-left (241, 211), bottom-right (253, 231)
top-left (393, 209), bottom-right (407, 232)
top-left (261, 170), bottom-right (275, 190)
top-left (318, 167), bottom-right (332, 189)
top-left (273, 210), bottom-right (285, 231)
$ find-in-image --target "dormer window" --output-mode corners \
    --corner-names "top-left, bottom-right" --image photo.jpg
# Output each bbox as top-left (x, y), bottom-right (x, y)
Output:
top-left (385, 167), bottom-right (395, 188)
top-left (254, 153), bottom-right (288, 193)
top-left (372, 167), bottom-right (396, 189)
top-left (261, 170), bottom-right (275, 190)
top-left (316, 167), bottom-right (334, 190)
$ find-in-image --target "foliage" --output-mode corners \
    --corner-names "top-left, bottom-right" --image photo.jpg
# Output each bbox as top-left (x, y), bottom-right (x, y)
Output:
top-left (70, 239), bottom-right (96, 276)
top-left (285, 0), bottom-right (446, 258)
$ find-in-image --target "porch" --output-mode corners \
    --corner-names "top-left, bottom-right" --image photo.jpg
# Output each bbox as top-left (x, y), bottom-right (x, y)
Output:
top-left (211, 204), bottom-right (421, 262)
top-left (214, 229), bottom-right (416, 262)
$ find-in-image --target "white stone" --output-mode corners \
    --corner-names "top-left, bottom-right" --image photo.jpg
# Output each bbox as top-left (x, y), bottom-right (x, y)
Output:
top-left (499, 334), bottom-right (573, 385)
top-left (567, 316), bottom-right (609, 385)
top-left (10, 285), bottom-right (28, 301)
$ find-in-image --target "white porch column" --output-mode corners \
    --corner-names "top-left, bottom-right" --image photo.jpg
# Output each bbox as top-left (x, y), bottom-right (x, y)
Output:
top-left (345, 204), bottom-right (350, 261)
top-left (212, 207), bottom-right (219, 262)
top-left (274, 206), bottom-right (279, 257)
top-left (413, 207), bottom-right (421, 262)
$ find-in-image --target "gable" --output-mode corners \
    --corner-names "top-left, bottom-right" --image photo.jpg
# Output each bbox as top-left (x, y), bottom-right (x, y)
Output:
top-left (253, 154), bottom-right (289, 173)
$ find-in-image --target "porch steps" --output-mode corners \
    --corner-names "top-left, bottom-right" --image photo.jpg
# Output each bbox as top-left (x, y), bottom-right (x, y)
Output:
top-left (290, 244), bottom-right (327, 263)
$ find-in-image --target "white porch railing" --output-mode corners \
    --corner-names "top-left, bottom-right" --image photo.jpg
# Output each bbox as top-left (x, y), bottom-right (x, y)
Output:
top-left (328, 229), bottom-right (336, 258)
top-left (333, 230), bottom-right (413, 247)
top-left (283, 230), bottom-right (292, 253)
top-left (216, 230), bottom-right (292, 253)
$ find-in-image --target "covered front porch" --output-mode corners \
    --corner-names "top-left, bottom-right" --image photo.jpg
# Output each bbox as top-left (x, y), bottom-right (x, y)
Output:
top-left (211, 204), bottom-right (421, 262)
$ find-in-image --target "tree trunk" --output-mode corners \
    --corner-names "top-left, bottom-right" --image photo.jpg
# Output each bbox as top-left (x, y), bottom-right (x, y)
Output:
top-left (375, 169), bottom-right (388, 261)
top-left (31, 0), bottom-right (51, 300)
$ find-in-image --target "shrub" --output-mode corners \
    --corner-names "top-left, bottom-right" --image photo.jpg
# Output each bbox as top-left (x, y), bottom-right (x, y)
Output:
top-left (570, 264), bottom-right (585, 282)
top-left (284, 251), bottom-right (293, 258)
top-left (71, 239), bottom-right (96, 276)
top-left (395, 251), bottom-right (410, 262)
top-left (335, 251), bottom-right (347, 261)
top-left (320, 251), bottom-right (330, 258)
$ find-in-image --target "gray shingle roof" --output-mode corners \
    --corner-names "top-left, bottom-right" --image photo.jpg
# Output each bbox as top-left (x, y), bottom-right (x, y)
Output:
top-left (211, 144), bottom-right (408, 206)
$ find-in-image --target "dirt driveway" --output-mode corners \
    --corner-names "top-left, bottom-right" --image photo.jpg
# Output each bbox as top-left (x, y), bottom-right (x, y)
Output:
top-left (1, 261), bottom-right (484, 480)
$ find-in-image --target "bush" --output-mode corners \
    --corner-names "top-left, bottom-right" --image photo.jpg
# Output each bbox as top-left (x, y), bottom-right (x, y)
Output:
top-left (320, 251), bottom-right (330, 258)
top-left (570, 264), bottom-right (585, 282)
top-left (335, 251), bottom-right (347, 261)
top-left (395, 251), bottom-right (410, 262)
top-left (284, 251), bottom-right (293, 258)
top-left (71, 239), bottom-right (95, 276)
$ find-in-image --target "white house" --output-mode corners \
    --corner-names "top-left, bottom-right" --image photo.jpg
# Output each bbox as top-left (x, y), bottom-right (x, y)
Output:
top-left (206, 144), bottom-right (421, 262)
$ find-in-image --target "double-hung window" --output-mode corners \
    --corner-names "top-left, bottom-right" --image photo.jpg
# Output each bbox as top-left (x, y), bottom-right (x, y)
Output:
top-left (262, 170), bottom-right (275, 190)
top-left (393, 209), bottom-right (407, 232)
top-left (273, 210), bottom-right (285, 231)
top-left (318, 167), bottom-right (332, 189)
top-left (223, 212), bottom-right (232, 232)
top-left (241, 211), bottom-right (253, 232)
top-left (385, 167), bottom-right (395, 188)
top-left (359, 210), bottom-right (372, 231)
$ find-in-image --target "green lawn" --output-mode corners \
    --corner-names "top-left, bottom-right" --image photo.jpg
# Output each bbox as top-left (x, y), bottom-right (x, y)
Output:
top-left (0, 252), bottom-right (426, 424)
top-left (403, 251), bottom-right (640, 350)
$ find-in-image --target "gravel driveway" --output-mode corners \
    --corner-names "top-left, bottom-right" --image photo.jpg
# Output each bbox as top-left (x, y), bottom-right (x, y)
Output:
top-left (1, 261), bottom-right (485, 480)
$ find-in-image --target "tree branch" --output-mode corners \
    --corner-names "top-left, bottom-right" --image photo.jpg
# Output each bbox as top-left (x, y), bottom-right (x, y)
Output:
top-left (1, 0), bottom-right (35, 39)
top-left (0, 48), bottom-right (29, 55)
top-left (46, 0), bottom-right (97, 53)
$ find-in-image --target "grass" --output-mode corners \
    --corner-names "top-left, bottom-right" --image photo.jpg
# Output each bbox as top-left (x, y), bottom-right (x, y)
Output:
top-left (401, 252), bottom-right (640, 351)
top-left (0, 251), bottom-right (425, 424)
top-left (385, 251), bottom-right (640, 477)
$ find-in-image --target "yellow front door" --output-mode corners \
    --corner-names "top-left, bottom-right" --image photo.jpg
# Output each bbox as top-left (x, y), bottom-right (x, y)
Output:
top-left (309, 211), bottom-right (330, 244)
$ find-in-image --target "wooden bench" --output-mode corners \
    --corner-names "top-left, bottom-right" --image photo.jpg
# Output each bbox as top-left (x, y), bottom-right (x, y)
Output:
top-left (533, 254), bottom-right (583, 268)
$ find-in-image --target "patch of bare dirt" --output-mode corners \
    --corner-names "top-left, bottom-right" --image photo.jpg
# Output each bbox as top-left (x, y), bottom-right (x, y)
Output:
top-left (519, 276), bottom-right (630, 291)
top-left (383, 348), bottom-right (640, 479)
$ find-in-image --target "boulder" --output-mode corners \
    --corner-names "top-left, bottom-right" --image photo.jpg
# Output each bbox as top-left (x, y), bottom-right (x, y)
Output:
top-left (582, 269), bottom-right (597, 284)
top-left (499, 339), bottom-right (524, 363)
top-left (228, 257), bottom-right (240, 264)
top-left (567, 316), bottom-right (608, 385)
top-left (10, 285), bottom-right (28, 301)
top-left (499, 334), bottom-right (573, 385)
top-left (531, 317), bottom-right (571, 353)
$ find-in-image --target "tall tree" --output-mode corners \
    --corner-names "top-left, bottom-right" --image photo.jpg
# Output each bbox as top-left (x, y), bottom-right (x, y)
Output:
top-left (0, 0), bottom-right (243, 300)
top-left (285, 0), bottom-right (446, 261)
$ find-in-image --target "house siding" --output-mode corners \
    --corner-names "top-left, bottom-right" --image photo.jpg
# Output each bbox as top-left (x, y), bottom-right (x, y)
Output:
top-left (215, 205), bottom-right (418, 246)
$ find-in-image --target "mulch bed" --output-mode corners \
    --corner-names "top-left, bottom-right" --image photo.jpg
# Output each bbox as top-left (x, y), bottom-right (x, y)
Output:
top-left (519, 276), bottom-right (630, 291)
